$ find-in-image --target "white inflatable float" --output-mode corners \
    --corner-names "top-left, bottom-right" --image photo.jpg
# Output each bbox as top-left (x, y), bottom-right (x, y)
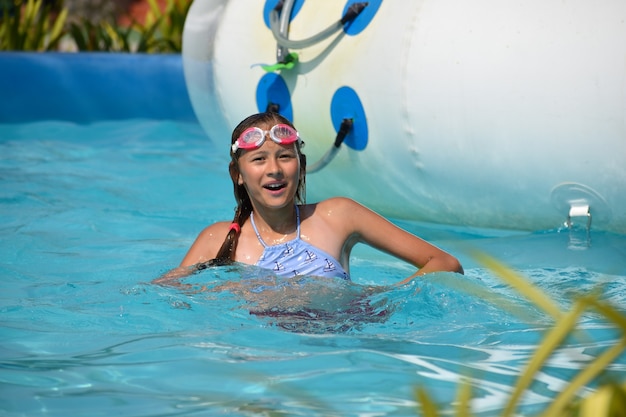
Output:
top-left (182, 0), bottom-right (626, 234)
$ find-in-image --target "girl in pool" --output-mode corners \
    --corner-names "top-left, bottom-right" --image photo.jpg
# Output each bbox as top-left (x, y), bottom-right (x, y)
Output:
top-left (157, 112), bottom-right (463, 285)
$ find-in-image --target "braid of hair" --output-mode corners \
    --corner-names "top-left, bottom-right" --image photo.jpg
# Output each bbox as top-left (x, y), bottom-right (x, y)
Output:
top-left (213, 201), bottom-right (252, 264)
top-left (298, 152), bottom-right (306, 204)
top-left (212, 156), bottom-right (254, 264)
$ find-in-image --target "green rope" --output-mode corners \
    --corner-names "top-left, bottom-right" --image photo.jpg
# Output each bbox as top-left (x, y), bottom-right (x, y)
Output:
top-left (261, 52), bottom-right (299, 72)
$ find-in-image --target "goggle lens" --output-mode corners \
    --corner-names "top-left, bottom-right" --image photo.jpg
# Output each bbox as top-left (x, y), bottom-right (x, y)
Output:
top-left (240, 129), bottom-right (264, 146)
top-left (271, 124), bottom-right (297, 141)
top-left (232, 124), bottom-right (299, 152)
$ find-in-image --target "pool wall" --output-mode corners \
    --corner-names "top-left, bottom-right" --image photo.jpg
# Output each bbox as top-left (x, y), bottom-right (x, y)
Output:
top-left (0, 52), bottom-right (198, 123)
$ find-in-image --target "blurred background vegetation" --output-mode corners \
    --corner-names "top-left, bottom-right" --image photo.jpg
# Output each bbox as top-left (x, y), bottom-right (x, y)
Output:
top-left (0, 0), bottom-right (192, 52)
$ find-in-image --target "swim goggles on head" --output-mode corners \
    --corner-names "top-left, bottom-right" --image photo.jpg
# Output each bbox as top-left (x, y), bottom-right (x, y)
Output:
top-left (231, 124), bottom-right (300, 153)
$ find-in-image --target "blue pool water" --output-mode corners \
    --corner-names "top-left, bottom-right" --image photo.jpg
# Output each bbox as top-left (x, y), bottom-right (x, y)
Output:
top-left (1, 54), bottom-right (626, 417)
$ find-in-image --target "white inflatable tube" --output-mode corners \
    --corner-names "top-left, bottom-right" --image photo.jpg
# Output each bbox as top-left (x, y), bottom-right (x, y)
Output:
top-left (182, 0), bottom-right (626, 234)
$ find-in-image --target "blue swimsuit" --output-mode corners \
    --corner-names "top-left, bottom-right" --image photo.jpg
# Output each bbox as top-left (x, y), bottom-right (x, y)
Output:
top-left (250, 206), bottom-right (350, 280)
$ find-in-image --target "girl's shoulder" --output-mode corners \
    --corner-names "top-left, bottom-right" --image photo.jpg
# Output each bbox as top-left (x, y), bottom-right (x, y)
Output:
top-left (310, 196), bottom-right (361, 211)
top-left (300, 197), bottom-right (364, 226)
top-left (179, 220), bottom-right (234, 268)
top-left (197, 220), bottom-right (233, 240)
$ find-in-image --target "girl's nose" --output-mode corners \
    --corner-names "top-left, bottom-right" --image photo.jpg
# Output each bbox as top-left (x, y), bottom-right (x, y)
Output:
top-left (266, 156), bottom-right (282, 175)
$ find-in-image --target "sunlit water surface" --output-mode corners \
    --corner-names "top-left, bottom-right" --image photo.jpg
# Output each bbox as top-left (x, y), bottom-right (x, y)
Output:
top-left (1, 120), bottom-right (625, 417)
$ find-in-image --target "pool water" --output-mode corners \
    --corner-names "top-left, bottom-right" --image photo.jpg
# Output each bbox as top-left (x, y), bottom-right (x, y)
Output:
top-left (1, 118), bottom-right (625, 416)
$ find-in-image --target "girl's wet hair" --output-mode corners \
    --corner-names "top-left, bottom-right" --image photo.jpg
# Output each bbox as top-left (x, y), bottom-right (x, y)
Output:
top-left (209, 112), bottom-right (307, 265)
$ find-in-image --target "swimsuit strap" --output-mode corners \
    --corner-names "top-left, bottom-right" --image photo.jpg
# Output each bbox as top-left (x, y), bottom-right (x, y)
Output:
top-left (249, 212), bottom-right (267, 248)
top-left (250, 205), bottom-right (300, 248)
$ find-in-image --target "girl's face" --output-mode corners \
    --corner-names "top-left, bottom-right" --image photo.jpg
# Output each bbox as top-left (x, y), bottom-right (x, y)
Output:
top-left (235, 126), bottom-right (301, 211)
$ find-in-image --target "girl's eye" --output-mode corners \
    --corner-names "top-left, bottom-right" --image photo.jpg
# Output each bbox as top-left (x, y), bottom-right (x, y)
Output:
top-left (246, 152), bottom-right (264, 161)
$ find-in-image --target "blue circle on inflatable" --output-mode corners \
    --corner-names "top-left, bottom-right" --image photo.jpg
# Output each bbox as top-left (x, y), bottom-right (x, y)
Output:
top-left (256, 73), bottom-right (293, 121)
top-left (330, 86), bottom-right (368, 151)
top-left (342, 0), bottom-right (383, 36)
top-left (263, 0), bottom-right (305, 29)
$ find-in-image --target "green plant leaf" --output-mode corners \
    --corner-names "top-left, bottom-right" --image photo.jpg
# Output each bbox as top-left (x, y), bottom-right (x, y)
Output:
top-left (543, 340), bottom-right (626, 417)
top-left (472, 251), bottom-right (564, 320)
top-left (541, 297), bottom-right (626, 416)
top-left (47, 7), bottom-right (68, 50)
top-left (455, 381), bottom-right (473, 417)
top-left (502, 299), bottom-right (586, 417)
top-left (585, 297), bottom-right (626, 332)
top-left (30, 1), bottom-right (47, 50)
top-left (415, 387), bottom-right (440, 417)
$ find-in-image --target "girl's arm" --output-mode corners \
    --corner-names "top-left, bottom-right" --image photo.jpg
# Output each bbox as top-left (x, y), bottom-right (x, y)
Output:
top-left (337, 198), bottom-right (463, 284)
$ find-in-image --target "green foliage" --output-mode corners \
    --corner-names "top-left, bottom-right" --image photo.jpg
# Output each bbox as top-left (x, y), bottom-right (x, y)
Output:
top-left (0, 0), bottom-right (67, 51)
top-left (67, 0), bottom-right (193, 53)
top-left (68, 18), bottom-right (134, 52)
top-left (138, 0), bottom-right (192, 53)
top-left (415, 252), bottom-right (626, 417)
top-left (1, 0), bottom-right (192, 53)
